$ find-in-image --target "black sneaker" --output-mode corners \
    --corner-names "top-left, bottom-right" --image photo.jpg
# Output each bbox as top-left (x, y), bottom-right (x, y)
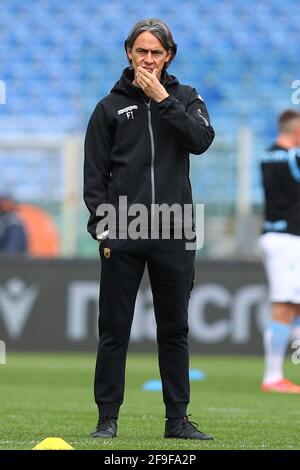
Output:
top-left (90, 417), bottom-right (117, 438)
top-left (164, 415), bottom-right (213, 440)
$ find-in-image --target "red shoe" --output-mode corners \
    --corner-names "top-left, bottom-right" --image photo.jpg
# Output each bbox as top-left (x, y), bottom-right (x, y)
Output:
top-left (261, 378), bottom-right (300, 394)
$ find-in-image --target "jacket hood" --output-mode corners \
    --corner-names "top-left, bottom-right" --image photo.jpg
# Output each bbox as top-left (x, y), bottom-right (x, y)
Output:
top-left (110, 66), bottom-right (179, 98)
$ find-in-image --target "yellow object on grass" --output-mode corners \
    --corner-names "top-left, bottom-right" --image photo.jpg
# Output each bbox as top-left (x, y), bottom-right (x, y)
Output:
top-left (32, 437), bottom-right (74, 450)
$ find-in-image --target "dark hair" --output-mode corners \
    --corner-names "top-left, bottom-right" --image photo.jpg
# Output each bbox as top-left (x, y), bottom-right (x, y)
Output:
top-left (124, 18), bottom-right (177, 70)
top-left (279, 109), bottom-right (300, 133)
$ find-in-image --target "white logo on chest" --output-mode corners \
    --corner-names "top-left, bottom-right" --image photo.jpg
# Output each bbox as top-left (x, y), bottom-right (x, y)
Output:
top-left (117, 104), bottom-right (138, 120)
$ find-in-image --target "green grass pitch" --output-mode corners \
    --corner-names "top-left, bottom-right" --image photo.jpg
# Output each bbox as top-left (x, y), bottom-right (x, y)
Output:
top-left (1, 353), bottom-right (300, 450)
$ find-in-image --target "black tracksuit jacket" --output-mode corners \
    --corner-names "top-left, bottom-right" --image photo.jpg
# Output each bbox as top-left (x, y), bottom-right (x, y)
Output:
top-left (84, 66), bottom-right (215, 239)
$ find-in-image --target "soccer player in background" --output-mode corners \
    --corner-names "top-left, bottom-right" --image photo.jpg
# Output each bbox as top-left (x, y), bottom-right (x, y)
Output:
top-left (260, 110), bottom-right (300, 393)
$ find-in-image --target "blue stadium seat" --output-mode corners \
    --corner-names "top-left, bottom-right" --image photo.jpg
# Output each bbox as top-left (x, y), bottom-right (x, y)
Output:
top-left (0, 0), bottom-right (299, 205)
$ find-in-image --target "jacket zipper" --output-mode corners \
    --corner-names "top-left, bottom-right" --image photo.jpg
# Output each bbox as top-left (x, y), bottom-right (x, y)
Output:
top-left (145, 98), bottom-right (155, 226)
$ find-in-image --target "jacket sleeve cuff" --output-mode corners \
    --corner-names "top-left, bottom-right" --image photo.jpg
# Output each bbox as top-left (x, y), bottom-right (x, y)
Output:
top-left (156, 94), bottom-right (179, 110)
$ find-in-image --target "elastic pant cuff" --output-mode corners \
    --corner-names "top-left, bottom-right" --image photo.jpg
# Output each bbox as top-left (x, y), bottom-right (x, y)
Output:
top-left (97, 402), bottom-right (120, 419)
top-left (165, 402), bottom-right (188, 418)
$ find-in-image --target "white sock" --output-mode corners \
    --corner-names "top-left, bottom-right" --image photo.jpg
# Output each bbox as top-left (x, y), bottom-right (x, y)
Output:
top-left (291, 317), bottom-right (300, 342)
top-left (263, 320), bottom-right (291, 384)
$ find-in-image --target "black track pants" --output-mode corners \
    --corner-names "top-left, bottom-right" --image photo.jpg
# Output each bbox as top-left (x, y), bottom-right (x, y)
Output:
top-left (94, 237), bottom-right (195, 419)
